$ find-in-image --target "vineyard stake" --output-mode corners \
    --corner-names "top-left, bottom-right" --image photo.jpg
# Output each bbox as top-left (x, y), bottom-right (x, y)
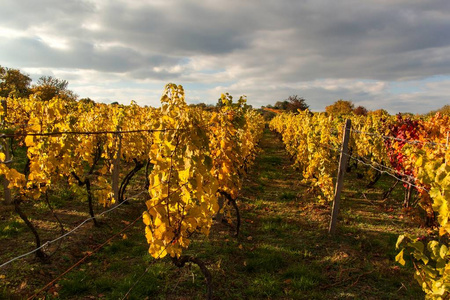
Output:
top-left (328, 119), bottom-right (351, 235)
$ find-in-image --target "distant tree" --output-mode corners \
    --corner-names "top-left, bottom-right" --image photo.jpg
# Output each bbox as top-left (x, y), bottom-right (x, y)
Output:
top-left (32, 76), bottom-right (77, 101)
top-left (437, 105), bottom-right (450, 115)
top-left (428, 105), bottom-right (450, 116)
top-left (274, 95), bottom-right (309, 113)
top-left (79, 97), bottom-right (95, 104)
top-left (259, 107), bottom-right (275, 121)
top-left (189, 102), bottom-right (216, 111)
top-left (369, 109), bottom-right (390, 117)
top-left (286, 95), bottom-right (309, 112)
top-left (190, 102), bottom-right (207, 109)
top-left (325, 100), bottom-right (354, 116)
top-left (274, 100), bottom-right (289, 110)
top-left (400, 112), bottom-right (415, 118)
top-left (353, 105), bottom-right (368, 116)
top-left (0, 65), bottom-right (32, 98)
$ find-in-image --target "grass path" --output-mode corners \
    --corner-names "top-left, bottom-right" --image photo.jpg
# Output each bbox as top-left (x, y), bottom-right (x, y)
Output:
top-left (191, 128), bottom-right (425, 299)
top-left (1, 128), bottom-right (425, 299)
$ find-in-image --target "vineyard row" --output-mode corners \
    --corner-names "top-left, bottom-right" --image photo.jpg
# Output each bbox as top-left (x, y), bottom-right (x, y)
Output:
top-left (0, 84), bottom-right (265, 274)
top-left (269, 110), bottom-right (450, 299)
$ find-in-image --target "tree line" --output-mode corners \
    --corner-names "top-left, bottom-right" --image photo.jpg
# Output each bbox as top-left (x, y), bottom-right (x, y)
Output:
top-left (263, 95), bottom-right (449, 117)
top-left (0, 65), bottom-right (77, 102)
top-left (2, 65), bottom-right (449, 117)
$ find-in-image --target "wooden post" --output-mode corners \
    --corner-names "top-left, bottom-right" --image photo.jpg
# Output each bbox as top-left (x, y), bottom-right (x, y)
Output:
top-left (1, 99), bottom-right (12, 205)
top-left (328, 119), bottom-right (351, 235)
top-left (112, 133), bottom-right (122, 204)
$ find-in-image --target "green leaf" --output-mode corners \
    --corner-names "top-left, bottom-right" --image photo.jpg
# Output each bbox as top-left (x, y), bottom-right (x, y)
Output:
top-left (412, 252), bottom-right (429, 265)
top-left (428, 240), bottom-right (440, 260)
top-left (409, 241), bottom-right (425, 253)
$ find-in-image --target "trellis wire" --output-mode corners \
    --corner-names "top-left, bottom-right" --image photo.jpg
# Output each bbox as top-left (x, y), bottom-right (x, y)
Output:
top-left (0, 190), bottom-right (147, 269)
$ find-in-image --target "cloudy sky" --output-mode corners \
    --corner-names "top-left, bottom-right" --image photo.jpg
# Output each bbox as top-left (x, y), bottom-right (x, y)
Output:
top-left (1, 0), bottom-right (449, 113)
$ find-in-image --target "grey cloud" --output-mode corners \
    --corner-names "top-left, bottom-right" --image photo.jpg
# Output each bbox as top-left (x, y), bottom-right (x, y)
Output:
top-left (130, 68), bottom-right (183, 81)
top-left (95, 1), bottom-right (251, 55)
top-left (4, 0), bottom-right (450, 80)
top-left (1, 0), bottom-right (450, 113)
top-left (0, 36), bottom-right (180, 75)
top-left (0, 0), bottom-right (95, 30)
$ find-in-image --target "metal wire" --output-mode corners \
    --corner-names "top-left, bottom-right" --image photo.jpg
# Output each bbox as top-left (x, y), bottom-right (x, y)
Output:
top-left (0, 128), bottom-right (179, 139)
top-left (322, 142), bottom-right (428, 192)
top-left (0, 190), bottom-right (148, 269)
top-left (27, 213), bottom-right (144, 300)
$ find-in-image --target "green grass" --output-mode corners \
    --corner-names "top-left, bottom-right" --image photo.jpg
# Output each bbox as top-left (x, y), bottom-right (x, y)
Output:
top-left (260, 216), bottom-right (297, 235)
top-left (0, 218), bottom-right (25, 238)
top-left (59, 271), bottom-right (91, 296)
top-left (246, 273), bottom-right (283, 298)
top-left (58, 267), bottom-right (162, 299)
top-left (243, 246), bottom-right (287, 273)
top-left (280, 191), bottom-right (297, 201)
